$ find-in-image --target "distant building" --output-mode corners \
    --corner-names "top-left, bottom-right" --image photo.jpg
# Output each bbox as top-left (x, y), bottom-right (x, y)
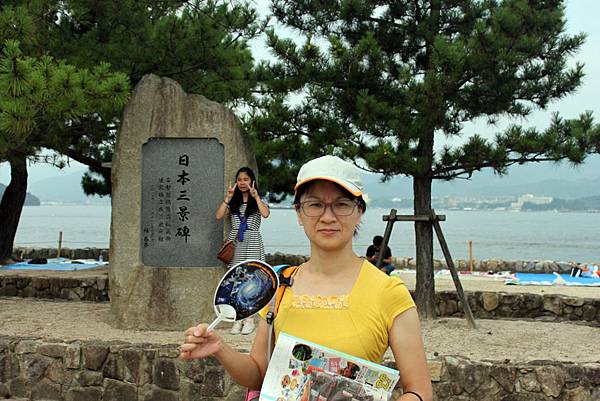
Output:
top-left (510, 194), bottom-right (553, 210)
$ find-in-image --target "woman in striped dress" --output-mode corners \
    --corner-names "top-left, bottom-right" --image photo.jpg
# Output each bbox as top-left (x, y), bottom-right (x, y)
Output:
top-left (215, 167), bottom-right (270, 334)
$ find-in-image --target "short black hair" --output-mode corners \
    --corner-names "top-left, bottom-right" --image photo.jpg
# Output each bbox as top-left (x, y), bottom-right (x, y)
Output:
top-left (372, 235), bottom-right (383, 246)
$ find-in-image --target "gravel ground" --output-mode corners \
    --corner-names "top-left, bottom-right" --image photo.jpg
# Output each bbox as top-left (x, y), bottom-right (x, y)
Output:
top-left (1, 267), bottom-right (598, 363)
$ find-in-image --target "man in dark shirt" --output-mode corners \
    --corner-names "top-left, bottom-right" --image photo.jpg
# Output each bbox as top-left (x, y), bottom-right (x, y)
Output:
top-left (366, 235), bottom-right (395, 274)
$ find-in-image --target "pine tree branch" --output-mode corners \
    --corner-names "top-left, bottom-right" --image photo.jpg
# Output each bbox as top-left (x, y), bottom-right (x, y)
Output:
top-left (433, 153), bottom-right (563, 180)
top-left (61, 148), bottom-right (108, 173)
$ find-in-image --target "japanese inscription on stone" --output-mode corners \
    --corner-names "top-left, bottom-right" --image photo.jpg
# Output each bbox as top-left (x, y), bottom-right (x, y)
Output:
top-left (141, 138), bottom-right (223, 266)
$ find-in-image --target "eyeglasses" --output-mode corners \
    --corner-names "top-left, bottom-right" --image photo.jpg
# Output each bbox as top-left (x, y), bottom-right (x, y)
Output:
top-left (298, 200), bottom-right (358, 217)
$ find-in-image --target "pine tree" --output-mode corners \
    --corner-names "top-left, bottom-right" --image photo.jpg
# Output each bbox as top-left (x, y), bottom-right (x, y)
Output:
top-left (0, 0), bottom-right (261, 263)
top-left (43, 0), bottom-right (263, 195)
top-left (0, 39), bottom-right (129, 263)
top-left (249, 0), bottom-right (600, 317)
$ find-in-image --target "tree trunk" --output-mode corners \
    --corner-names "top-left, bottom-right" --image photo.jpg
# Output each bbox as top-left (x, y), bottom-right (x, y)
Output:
top-left (0, 155), bottom-right (28, 264)
top-left (413, 175), bottom-right (436, 318)
top-left (410, 0), bottom-right (440, 319)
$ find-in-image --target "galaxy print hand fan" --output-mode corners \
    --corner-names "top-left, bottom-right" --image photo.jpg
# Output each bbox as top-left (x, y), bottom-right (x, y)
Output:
top-left (208, 260), bottom-right (279, 331)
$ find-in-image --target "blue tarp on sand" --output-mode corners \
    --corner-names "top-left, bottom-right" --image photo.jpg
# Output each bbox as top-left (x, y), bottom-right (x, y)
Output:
top-left (505, 272), bottom-right (600, 287)
top-left (1, 258), bottom-right (107, 271)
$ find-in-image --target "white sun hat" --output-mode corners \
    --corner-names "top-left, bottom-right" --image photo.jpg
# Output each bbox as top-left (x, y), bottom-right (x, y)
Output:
top-left (294, 155), bottom-right (363, 196)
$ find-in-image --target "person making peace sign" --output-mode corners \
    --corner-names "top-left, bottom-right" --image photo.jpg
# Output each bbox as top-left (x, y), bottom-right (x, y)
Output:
top-left (215, 167), bottom-right (270, 334)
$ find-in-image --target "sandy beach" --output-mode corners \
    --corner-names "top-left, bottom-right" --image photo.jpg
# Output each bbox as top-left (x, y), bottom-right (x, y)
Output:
top-left (1, 268), bottom-right (598, 364)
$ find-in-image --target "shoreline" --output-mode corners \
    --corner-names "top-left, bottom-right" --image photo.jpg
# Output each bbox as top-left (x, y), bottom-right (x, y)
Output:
top-left (8, 246), bottom-right (598, 274)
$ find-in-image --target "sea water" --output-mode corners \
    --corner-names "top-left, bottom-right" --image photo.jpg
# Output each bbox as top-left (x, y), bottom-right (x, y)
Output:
top-left (13, 205), bottom-right (600, 263)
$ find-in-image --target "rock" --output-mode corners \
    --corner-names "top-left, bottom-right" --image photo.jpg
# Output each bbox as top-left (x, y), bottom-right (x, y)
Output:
top-left (200, 368), bottom-right (227, 396)
top-left (22, 354), bottom-right (50, 383)
top-left (78, 370), bottom-right (103, 387)
top-left (158, 347), bottom-right (180, 358)
top-left (482, 293), bottom-right (499, 312)
top-left (65, 344), bottom-right (81, 369)
top-left (563, 297), bottom-right (585, 307)
top-left (445, 359), bottom-right (488, 394)
top-left (586, 363), bottom-right (600, 385)
top-left (525, 260), bottom-right (537, 272)
top-left (153, 358), bottom-right (179, 390)
top-left (185, 360), bottom-right (206, 383)
top-left (97, 277), bottom-right (108, 291)
top-left (535, 365), bottom-right (565, 397)
top-left (120, 348), bottom-right (142, 384)
top-left (31, 378), bottom-right (62, 400)
top-left (46, 359), bottom-right (71, 384)
top-left (82, 344), bottom-right (109, 371)
top-left (139, 349), bottom-right (156, 386)
top-left (428, 360), bottom-right (442, 382)
top-left (0, 283), bottom-right (17, 297)
top-left (581, 305), bottom-right (597, 321)
top-left (517, 372), bottom-right (541, 392)
top-left (543, 296), bottom-right (562, 315)
top-left (15, 339), bottom-right (40, 354)
top-left (65, 386), bottom-right (102, 401)
top-left (472, 377), bottom-right (502, 401)
top-left (556, 261), bottom-right (575, 273)
top-left (103, 353), bottom-right (124, 380)
top-left (561, 387), bottom-right (591, 401)
top-left (490, 365), bottom-right (517, 392)
top-left (103, 378), bottom-right (137, 401)
top-left (439, 300), bottom-right (458, 316)
top-left (144, 387), bottom-right (179, 401)
top-left (8, 377), bottom-right (30, 399)
top-left (38, 343), bottom-right (67, 358)
top-left (486, 259), bottom-right (499, 271)
top-left (32, 278), bottom-right (50, 290)
top-left (181, 381), bottom-right (203, 401)
top-left (500, 393), bottom-right (548, 401)
top-left (0, 354), bottom-right (20, 382)
top-left (523, 294), bottom-right (543, 310)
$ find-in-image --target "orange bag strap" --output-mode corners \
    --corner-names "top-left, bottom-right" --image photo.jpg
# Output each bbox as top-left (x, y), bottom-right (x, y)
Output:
top-left (265, 265), bottom-right (300, 325)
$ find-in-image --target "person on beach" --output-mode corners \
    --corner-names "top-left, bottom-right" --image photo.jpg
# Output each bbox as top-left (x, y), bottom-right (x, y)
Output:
top-left (366, 235), bottom-right (395, 275)
top-left (184, 156), bottom-right (432, 401)
top-left (215, 167), bottom-right (270, 335)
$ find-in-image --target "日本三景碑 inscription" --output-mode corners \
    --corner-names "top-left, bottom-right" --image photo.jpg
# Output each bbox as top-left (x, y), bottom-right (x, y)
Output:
top-left (141, 138), bottom-right (223, 266)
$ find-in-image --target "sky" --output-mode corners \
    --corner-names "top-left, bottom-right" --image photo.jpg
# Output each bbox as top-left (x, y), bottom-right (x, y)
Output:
top-left (1, 0), bottom-right (599, 187)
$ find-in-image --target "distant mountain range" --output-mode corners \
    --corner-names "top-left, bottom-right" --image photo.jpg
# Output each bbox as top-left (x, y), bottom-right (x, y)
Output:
top-left (362, 174), bottom-right (600, 200)
top-left (25, 170), bottom-right (108, 204)
top-left (0, 157), bottom-right (599, 204)
top-left (362, 156), bottom-right (600, 199)
top-left (0, 183), bottom-right (40, 206)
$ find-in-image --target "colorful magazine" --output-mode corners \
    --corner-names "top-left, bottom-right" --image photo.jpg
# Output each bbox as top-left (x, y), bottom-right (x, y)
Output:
top-left (260, 332), bottom-right (399, 401)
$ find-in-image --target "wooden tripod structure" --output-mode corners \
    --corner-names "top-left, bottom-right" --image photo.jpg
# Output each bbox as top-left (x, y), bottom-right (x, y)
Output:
top-left (376, 208), bottom-right (477, 328)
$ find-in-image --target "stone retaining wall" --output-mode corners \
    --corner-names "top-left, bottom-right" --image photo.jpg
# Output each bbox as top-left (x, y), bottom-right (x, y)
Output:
top-left (12, 248), bottom-right (591, 274)
top-left (0, 275), bottom-right (109, 302)
top-left (1, 274), bottom-right (598, 325)
top-left (0, 336), bottom-right (598, 401)
top-left (13, 247), bottom-right (109, 262)
top-left (268, 253), bottom-right (589, 275)
top-left (436, 291), bottom-right (600, 326)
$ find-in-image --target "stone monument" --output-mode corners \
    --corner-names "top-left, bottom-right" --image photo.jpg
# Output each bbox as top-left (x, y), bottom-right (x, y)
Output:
top-left (109, 74), bottom-right (256, 330)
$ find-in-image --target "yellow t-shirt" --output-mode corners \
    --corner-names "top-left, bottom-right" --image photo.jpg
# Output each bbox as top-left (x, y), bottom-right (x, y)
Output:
top-left (260, 260), bottom-right (415, 362)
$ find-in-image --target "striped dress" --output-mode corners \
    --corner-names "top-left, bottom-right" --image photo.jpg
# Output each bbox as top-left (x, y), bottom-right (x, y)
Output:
top-left (227, 202), bottom-right (266, 268)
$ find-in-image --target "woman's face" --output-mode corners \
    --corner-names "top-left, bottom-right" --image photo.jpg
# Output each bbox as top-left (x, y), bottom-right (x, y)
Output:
top-left (236, 172), bottom-right (252, 192)
top-left (296, 181), bottom-right (362, 252)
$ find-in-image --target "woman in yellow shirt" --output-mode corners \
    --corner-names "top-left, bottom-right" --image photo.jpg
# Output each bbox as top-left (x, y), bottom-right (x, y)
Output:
top-left (180, 155), bottom-right (432, 401)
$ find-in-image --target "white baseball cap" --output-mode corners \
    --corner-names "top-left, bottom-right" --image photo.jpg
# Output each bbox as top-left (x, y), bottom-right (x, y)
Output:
top-left (294, 155), bottom-right (363, 196)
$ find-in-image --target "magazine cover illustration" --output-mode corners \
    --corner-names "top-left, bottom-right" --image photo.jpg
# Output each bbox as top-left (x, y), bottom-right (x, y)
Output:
top-left (214, 259), bottom-right (278, 321)
top-left (260, 333), bottom-right (399, 401)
